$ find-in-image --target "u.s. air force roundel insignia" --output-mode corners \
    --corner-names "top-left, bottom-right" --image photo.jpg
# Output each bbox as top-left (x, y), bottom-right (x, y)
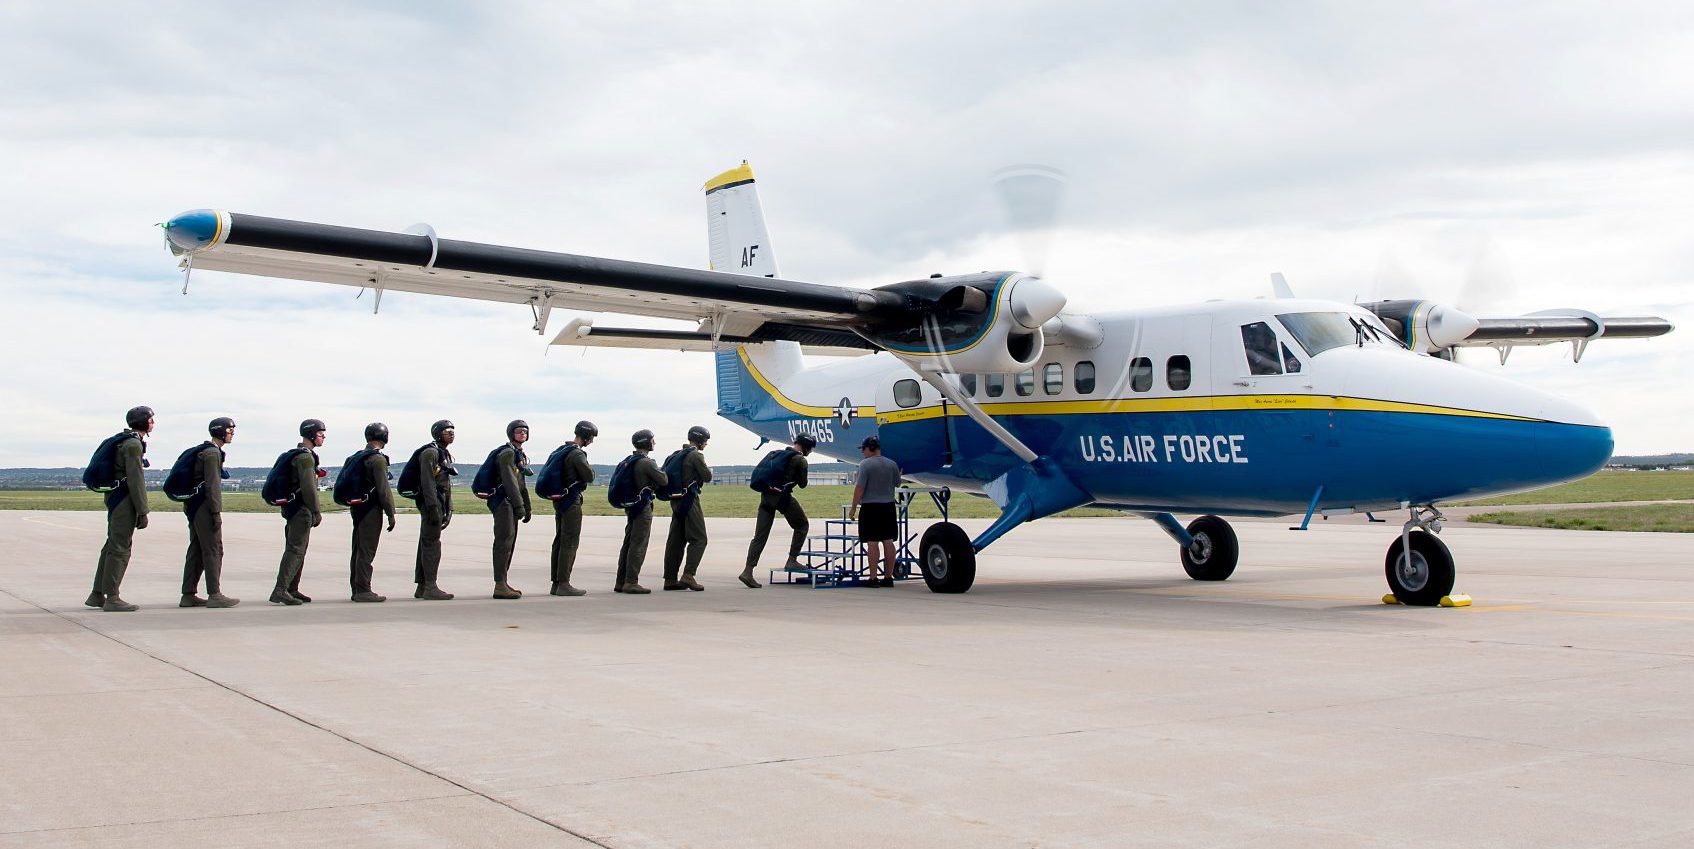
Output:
top-left (835, 397), bottom-right (857, 428)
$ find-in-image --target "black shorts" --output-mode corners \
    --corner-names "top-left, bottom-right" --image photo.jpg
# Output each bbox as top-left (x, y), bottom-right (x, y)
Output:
top-left (858, 502), bottom-right (897, 542)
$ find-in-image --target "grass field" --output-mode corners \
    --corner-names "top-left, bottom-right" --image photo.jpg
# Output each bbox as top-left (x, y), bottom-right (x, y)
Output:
top-left (0, 486), bottom-right (1121, 520)
top-left (6, 470), bottom-right (1685, 526)
top-left (1451, 469), bottom-right (1694, 506)
top-left (1468, 503), bottom-right (1694, 533)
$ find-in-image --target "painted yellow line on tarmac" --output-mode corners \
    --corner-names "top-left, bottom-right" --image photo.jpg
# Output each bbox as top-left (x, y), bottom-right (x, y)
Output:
top-left (21, 516), bottom-right (91, 533)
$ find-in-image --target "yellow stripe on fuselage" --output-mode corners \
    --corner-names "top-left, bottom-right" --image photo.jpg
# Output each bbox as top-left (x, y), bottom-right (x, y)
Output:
top-left (737, 347), bottom-right (877, 419)
top-left (875, 394), bottom-right (1547, 425)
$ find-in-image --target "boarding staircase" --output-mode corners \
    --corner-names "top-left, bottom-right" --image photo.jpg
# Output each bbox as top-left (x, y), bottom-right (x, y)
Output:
top-left (769, 485), bottom-right (951, 588)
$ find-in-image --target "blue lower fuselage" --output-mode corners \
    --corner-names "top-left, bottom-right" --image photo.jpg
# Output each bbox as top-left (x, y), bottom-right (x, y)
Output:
top-left (866, 406), bottom-right (1612, 516)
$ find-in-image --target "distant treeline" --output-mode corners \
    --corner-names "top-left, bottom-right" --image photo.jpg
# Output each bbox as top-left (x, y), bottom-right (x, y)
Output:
top-left (1608, 453), bottom-right (1694, 469)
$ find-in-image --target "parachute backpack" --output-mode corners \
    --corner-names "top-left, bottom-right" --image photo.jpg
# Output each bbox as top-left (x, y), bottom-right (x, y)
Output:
top-left (606, 453), bottom-right (645, 509)
top-left (332, 448), bottom-right (381, 506)
top-left (396, 443), bottom-right (432, 500)
top-left (748, 448), bottom-right (797, 493)
top-left (470, 445), bottom-right (509, 499)
top-left (660, 446), bottom-right (694, 502)
top-left (162, 443), bottom-right (208, 502)
top-left (81, 432), bottom-right (139, 493)
top-left (261, 448), bottom-right (310, 506)
top-left (535, 444), bottom-right (581, 502)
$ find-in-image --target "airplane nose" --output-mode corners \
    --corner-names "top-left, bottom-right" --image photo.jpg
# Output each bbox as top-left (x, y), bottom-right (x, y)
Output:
top-left (162, 209), bottom-right (224, 255)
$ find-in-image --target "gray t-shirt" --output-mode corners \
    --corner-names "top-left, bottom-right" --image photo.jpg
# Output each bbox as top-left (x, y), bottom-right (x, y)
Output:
top-left (857, 455), bottom-right (902, 504)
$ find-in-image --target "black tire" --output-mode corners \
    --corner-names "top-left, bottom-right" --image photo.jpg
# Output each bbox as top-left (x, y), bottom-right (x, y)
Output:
top-left (1384, 530), bottom-right (1455, 606)
top-left (917, 522), bottom-right (976, 593)
top-left (1180, 515), bottom-right (1239, 581)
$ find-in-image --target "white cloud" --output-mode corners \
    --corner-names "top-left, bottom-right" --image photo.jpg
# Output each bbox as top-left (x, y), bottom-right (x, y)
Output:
top-left (2, 1), bottom-right (1690, 467)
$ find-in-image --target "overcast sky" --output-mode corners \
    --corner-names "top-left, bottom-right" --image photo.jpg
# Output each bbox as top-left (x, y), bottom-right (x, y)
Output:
top-left (2, 1), bottom-right (1690, 467)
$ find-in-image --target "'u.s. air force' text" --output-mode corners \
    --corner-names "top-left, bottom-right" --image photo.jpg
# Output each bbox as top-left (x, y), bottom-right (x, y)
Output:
top-left (1078, 434), bottom-right (1249, 464)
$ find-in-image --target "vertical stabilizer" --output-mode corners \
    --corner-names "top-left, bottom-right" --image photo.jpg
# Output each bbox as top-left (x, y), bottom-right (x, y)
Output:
top-left (705, 161), bottom-right (780, 278)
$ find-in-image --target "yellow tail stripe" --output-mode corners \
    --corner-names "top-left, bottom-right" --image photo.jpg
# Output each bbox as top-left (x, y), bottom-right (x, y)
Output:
top-left (737, 347), bottom-right (876, 419)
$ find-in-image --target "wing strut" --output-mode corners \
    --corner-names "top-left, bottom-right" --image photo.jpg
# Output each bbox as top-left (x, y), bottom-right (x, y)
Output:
top-left (911, 370), bottom-right (1037, 463)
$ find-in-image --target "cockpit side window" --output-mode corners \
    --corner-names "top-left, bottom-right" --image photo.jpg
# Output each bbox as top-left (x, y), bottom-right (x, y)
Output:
top-left (1281, 343), bottom-right (1302, 374)
top-left (1241, 322), bottom-right (1283, 376)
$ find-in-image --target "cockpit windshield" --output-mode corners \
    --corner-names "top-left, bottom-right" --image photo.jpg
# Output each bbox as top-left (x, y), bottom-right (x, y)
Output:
top-left (1276, 312), bottom-right (1404, 356)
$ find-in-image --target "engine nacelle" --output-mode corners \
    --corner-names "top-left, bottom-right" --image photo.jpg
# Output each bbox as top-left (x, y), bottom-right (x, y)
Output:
top-left (862, 272), bottom-right (1065, 373)
top-left (1362, 300), bottom-right (1480, 354)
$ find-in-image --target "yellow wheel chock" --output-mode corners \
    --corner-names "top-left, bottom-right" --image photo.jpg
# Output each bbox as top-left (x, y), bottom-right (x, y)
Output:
top-left (1381, 593), bottom-right (1473, 607)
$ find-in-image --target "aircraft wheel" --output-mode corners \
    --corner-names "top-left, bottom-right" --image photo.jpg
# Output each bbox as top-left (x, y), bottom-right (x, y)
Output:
top-left (918, 522), bottom-right (976, 594)
top-left (1384, 530), bottom-right (1455, 606)
top-left (1180, 515), bottom-right (1239, 581)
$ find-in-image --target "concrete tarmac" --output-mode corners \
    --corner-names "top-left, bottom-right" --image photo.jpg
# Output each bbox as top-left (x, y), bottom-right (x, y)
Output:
top-left (2, 510), bottom-right (1692, 848)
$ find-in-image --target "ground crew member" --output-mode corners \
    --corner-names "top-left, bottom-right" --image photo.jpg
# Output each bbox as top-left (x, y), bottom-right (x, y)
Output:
top-left (849, 436), bottom-right (902, 587)
top-left (413, 419), bottom-right (456, 601)
top-left (489, 419), bottom-right (532, 599)
top-left (271, 419), bottom-right (325, 605)
top-left (549, 421), bottom-right (597, 596)
top-left (88, 405), bottom-right (153, 612)
top-left (614, 429), bottom-right (667, 594)
top-left (742, 434), bottom-right (816, 588)
top-left (662, 426), bottom-right (713, 591)
top-left (182, 417), bottom-right (239, 608)
top-left (348, 423), bottom-right (396, 602)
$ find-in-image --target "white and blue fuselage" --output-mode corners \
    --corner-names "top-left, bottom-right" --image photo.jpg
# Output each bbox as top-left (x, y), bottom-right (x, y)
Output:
top-left (717, 298), bottom-right (1612, 518)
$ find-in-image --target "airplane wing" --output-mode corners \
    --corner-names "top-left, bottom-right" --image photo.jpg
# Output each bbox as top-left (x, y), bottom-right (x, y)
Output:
top-left (1361, 299), bottom-right (1674, 362)
top-left (163, 210), bottom-right (907, 333)
top-left (550, 317), bottom-right (877, 357)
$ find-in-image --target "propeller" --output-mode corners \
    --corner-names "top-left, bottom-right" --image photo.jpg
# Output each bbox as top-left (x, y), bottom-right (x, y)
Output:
top-left (991, 164), bottom-right (1068, 279)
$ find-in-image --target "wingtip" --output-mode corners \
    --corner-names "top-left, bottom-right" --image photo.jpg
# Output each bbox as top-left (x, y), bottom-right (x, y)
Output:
top-left (162, 209), bottom-right (228, 255)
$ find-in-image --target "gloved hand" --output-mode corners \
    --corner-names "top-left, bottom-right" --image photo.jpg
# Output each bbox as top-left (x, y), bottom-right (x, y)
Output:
top-left (441, 513), bottom-right (452, 530)
top-left (386, 515), bottom-right (396, 532)
top-left (135, 513), bottom-right (149, 530)
top-left (520, 508), bottom-right (531, 523)
top-left (311, 513), bottom-right (322, 528)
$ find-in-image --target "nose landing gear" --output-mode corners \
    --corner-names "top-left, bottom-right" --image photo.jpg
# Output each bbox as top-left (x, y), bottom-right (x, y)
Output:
top-left (1384, 506), bottom-right (1455, 606)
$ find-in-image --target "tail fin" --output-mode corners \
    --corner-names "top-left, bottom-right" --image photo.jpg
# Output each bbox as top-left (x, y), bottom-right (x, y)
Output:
top-left (707, 161), bottom-right (800, 421)
top-left (705, 161), bottom-right (780, 277)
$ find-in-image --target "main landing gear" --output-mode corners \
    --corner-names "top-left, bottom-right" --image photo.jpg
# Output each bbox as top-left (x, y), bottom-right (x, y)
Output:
top-left (1384, 506), bottom-right (1456, 606)
top-left (917, 523), bottom-right (976, 593)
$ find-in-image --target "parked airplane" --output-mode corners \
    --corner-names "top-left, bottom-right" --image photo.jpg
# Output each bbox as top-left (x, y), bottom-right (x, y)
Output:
top-left (161, 163), bottom-right (1673, 604)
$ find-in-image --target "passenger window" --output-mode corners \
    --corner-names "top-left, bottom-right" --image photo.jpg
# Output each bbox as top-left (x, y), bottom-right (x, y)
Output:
top-left (985, 373), bottom-right (1005, 398)
top-left (961, 373), bottom-right (978, 396)
top-left (1075, 361), bottom-right (1096, 394)
top-left (893, 379), bottom-right (921, 408)
top-left (1129, 357), bottom-right (1153, 392)
top-left (1015, 369), bottom-right (1035, 396)
top-left (1167, 356), bottom-right (1192, 391)
top-left (1241, 322), bottom-right (1283, 376)
top-left (1281, 343), bottom-right (1302, 374)
top-left (1043, 363), bottom-right (1063, 395)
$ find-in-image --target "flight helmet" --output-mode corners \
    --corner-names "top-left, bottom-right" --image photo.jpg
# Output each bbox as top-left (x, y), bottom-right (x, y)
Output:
top-left (430, 419), bottom-right (455, 441)
top-left (574, 420), bottom-right (599, 440)
top-left (632, 429), bottom-right (655, 450)
top-left (794, 434), bottom-right (817, 454)
top-left (506, 419), bottom-right (529, 440)
top-left (364, 422), bottom-right (389, 444)
top-left (208, 416), bottom-right (236, 440)
top-left (299, 418), bottom-right (327, 439)
top-left (125, 405), bottom-right (154, 431)
top-left (687, 425), bottom-right (711, 446)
